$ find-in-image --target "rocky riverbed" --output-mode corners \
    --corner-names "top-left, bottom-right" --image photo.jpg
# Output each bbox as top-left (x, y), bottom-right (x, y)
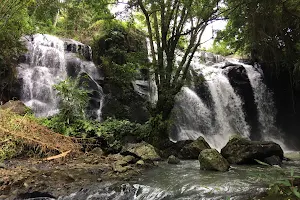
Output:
top-left (0, 150), bottom-right (153, 200)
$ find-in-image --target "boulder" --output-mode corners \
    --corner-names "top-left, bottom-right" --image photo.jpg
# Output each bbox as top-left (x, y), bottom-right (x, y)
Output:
top-left (179, 136), bottom-right (211, 159)
top-left (112, 161), bottom-right (131, 173)
top-left (264, 155), bottom-right (282, 166)
top-left (89, 147), bottom-right (104, 156)
top-left (221, 137), bottom-right (284, 164)
top-left (159, 140), bottom-right (192, 158)
top-left (122, 155), bottom-right (138, 164)
top-left (167, 155), bottom-right (180, 164)
top-left (121, 142), bottom-right (161, 161)
top-left (0, 100), bottom-right (30, 116)
top-left (199, 149), bottom-right (230, 172)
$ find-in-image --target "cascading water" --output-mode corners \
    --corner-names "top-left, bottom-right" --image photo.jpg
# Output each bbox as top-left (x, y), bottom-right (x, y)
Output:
top-left (169, 51), bottom-right (285, 150)
top-left (241, 62), bottom-right (287, 149)
top-left (17, 34), bottom-right (104, 119)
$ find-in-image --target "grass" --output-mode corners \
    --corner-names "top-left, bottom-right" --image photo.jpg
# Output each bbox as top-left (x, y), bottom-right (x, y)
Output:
top-left (0, 109), bottom-right (81, 161)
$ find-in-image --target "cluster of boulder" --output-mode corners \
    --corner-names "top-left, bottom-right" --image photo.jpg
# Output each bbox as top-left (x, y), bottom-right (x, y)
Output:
top-left (161, 135), bottom-right (284, 172)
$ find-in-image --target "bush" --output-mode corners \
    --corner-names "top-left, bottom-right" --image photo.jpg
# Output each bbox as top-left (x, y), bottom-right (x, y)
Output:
top-left (54, 77), bottom-right (90, 123)
top-left (92, 20), bottom-right (148, 86)
top-left (97, 118), bottom-right (150, 141)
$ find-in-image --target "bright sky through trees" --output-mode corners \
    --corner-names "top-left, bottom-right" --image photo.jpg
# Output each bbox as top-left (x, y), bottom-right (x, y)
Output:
top-left (110, 1), bottom-right (227, 49)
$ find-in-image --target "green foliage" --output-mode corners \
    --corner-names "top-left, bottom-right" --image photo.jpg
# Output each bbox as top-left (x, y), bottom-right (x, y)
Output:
top-left (254, 159), bottom-right (271, 166)
top-left (0, 0), bottom-right (32, 101)
top-left (250, 167), bottom-right (300, 199)
top-left (92, 20), bottom-right (148, 86)
top-left (0, 136), bottom-right (18, 162)
top-left (207, 40), bottom-right (234, 56)
top-left (40, 77), bottom-right (91, 137)
top-left (217, 0), bottom-right (300, 80)
top-left (268, 169), bottom-right (300, 199)
top-left (42, 117), bottom-right (100, 137)
top-left (54, 77), bottom-right (90, 123)
top-left (97, 118), bottom-right (150, 141)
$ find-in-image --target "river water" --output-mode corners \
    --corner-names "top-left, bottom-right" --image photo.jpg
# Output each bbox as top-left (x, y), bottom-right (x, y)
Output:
top-left (58, 160), bottom-right (300, 200)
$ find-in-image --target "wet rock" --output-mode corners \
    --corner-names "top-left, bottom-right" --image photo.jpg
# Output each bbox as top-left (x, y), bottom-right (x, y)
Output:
top-left (159, 140), bottom-right (192, 158)
top-left (167, 155), bottom-right (180, 164)
top-left (122, 155), bottom-right (137, 164)
top-left (0, 100), bottom-right (31, 115)
top-left (121, 142), bottom-right (161, 161)
top-left (90, 147), bottom-right (104, 156)
top-left (199, 149), bottom-right (230, 172)
top-left (112, 161), bottom-right (131, 173)
top-left (179, 136), bottom-right (211, 159)
top-left (136, 160), bottom-right (145, 166)
top-left (0, 163), bottom-right (5, 169)
top-left (221, 137), bottom-right (284, 164)
top-left (264, 155), bottom-right (282, 166)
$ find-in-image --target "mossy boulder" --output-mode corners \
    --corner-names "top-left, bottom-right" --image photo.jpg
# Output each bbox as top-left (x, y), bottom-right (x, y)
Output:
top-left (0, 100), bottom-right (30, 116)
top-left (199, 149), bottom-right (230, 172)
top-left (179, 136), bottom-right (211, 159)
top-left (121, 142), bottom-right (161, 161)
top-left (221, 137), bottom-right (284, 164)
top-left (167, 155), bottom-right (180, 164)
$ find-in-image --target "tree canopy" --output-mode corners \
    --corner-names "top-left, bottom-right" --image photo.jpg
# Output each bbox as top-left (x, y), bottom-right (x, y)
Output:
top-left (215, 0), bottom-right (300, 77)
top-left (131, 0), bottom-right (223, 120)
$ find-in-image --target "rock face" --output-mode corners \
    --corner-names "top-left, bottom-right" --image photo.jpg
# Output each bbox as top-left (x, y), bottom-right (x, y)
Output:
top-left (0, 100), bottom-right (30, 115)
top-left (221, 137), bottom-right (284, 164)
top-left (121, 142), bottom-right (161, 161)
top-left (199, 149), bottom-right (230, 172)
top-left (179, 136), bottom-right (211, 159)
top-left (167, 155), bottom-right (180, 164)
top-left (160, 137), bottom-right (211, 159)
top-left (264, 155), bottom-right (282, 166)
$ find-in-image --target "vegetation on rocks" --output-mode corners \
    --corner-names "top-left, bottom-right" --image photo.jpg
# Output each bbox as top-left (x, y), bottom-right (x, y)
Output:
top-left (199, 149), bottom-right (230, 172)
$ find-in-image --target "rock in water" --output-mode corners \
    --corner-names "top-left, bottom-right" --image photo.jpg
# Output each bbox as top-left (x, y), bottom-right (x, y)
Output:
top-left (121, 142), bottom-right (161, 161)
top-left (264, 155), bottom-right (282, 166)
top-left (179, 136), bottom-right (211, 159)
top-left (1, 100), bottom-right (30, 115)
top-left (221, 137), bottom-right (284, 164)
top-left (199, 149), bottom-right (230, 172)
top-left (168, 155), bottom-right (180, 164)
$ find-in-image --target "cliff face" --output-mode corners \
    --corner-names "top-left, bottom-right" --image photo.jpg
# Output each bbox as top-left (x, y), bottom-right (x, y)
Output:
top-left (262, 65), bottom-right (300, 149)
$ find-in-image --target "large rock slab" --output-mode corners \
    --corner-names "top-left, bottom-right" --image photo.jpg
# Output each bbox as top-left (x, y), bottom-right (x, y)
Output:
top-left (121, 142), bottom-right (161, 161)
top-left (159, 137), bottom-right (211, 159)
top-left (0, 100), bottom-right (30, 116)
top-left (179, 136), bottom-right (211, 159)
top-left (199, 149), bottom-right (230, 172)
top-left (221, 137), bottom-right (284, 164)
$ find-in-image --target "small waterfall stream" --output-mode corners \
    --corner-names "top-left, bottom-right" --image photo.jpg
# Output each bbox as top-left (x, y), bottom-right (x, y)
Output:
top-left (17, 34), bottom-right (104, 119)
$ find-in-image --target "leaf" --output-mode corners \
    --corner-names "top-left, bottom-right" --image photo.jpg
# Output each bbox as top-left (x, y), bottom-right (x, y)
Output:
top-left (291, 187), bottom-right (300, 198)
top-left (254, 159), bottom-right (270, 166)
top-left (275, 180), bottom-right (292, 187)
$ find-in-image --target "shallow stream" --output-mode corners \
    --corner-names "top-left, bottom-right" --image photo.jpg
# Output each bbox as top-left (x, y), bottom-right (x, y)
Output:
top-left (58, 160), bottom-right (300, 200)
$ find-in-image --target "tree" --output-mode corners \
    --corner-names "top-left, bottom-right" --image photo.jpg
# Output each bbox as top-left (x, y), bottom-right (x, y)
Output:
top-left (131, 0), bottom-right (223, 131)
top-left (0, 0), bottom-right (32, 102)
top-left (215, 0), bottom-right (300, 76)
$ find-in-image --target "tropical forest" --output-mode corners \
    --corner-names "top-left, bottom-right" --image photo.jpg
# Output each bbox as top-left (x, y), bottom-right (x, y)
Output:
top-left (0, 0), bottom-right (300, 199)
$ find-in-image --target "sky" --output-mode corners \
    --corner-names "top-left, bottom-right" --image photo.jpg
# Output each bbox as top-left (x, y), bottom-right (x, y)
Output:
top-left (110, 2), bottom-right (227, 49)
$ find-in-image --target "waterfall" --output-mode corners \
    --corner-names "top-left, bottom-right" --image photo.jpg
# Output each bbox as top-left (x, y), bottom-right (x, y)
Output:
top-left (17, 34), bottom-right (104, 119)
top-left (241, 62), bottom-right (287, 149)
top-left (169, 51), bottom-right (284, 150)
